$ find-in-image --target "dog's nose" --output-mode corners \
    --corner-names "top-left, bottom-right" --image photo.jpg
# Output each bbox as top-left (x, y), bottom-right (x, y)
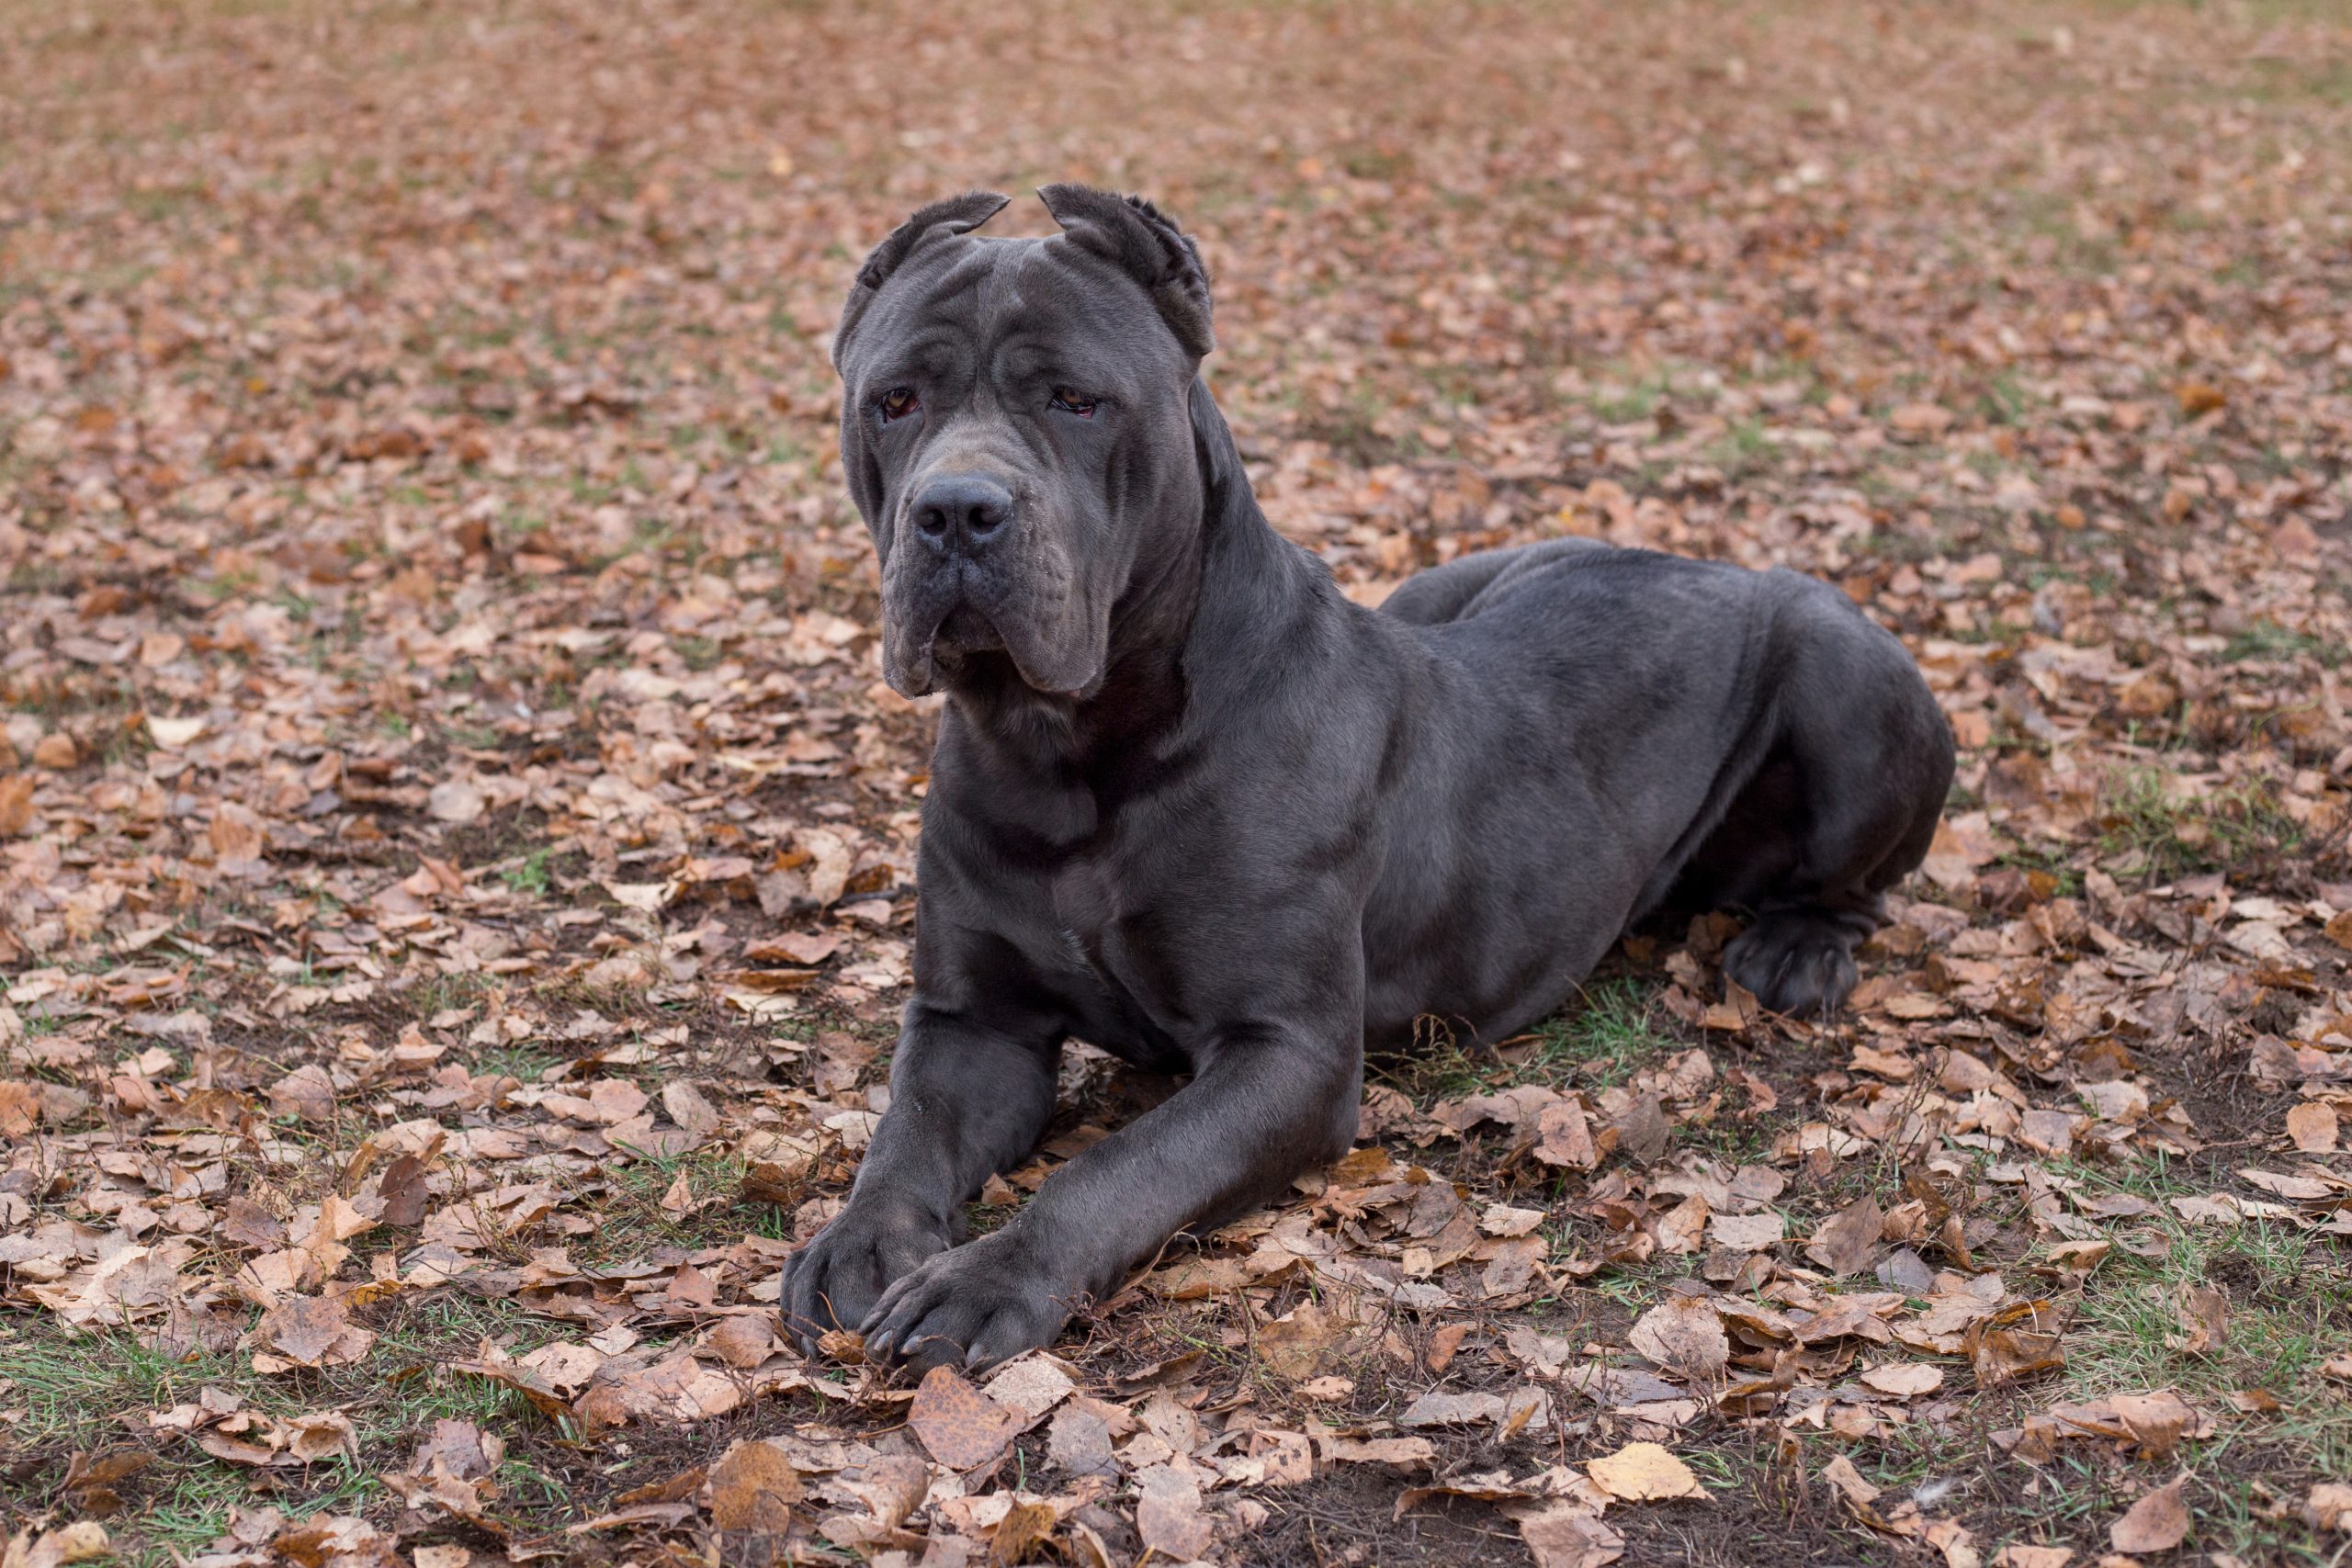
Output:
top-left (911, 474), bottom-right (1015, 552)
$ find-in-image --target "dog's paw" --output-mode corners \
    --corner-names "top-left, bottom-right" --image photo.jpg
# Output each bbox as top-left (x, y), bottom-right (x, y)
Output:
top-left (1724, 909), bottom-right (1861, 1018)
top-left (859, 1231), bottom-right (1075, 1373)
top-left (779, 1206), bottom-right (951, 1355)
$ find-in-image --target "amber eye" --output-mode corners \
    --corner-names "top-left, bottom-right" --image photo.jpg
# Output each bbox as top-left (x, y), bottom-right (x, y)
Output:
top-left (877, 387), bottom-right (918, 423)
top-left (1049, 386), bottom-right (1098, 417)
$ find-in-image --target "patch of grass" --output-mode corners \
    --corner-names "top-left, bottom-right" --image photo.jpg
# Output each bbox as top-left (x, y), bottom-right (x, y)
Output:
top-left (2013, 1162), bottom-right (2352, 1561)
top-left (501, 845), bottom-right (555, 896)
top-left (398, 969), bottom-right (498, 1025)
top-left (1702, 418), bottom-right (1775, 479)
top-left (3, 1328), bottom-right (256, 1450)
top-left (2095, 765), bottom-right (2302, 882)
top-left (1370, 976), bottom-right (1680, 1110)
top-left (2058, 1193), bottom-right (2352, 1441)
top-left (1591, 370), bottom-right (1679, 424)
top-left (1529, 978), bottom-right (1670, 1089)
top-left (1979, 369), bottom-right (2032, 426)
top-left (2222, 617), bottom-right (2342, 667)
top-left (574, 1145), bottom-right (762, 1263)
top-left (350, 1294), bottom-right (568, 1432)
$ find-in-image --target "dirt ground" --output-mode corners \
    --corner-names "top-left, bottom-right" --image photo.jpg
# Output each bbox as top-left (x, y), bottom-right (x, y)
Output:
top-left (4, 1), bottom-right (2351, 1565)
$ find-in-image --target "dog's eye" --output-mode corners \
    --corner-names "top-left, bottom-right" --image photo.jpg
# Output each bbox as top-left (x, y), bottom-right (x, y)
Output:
top-left (1049, 387), bottom-right (1098, 418)
top-left (877, 387), bottom-right (919, 423)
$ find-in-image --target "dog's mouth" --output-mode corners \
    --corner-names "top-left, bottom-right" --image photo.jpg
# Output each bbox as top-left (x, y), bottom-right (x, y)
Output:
top-left (887, 598), bottom-right (1008, 696)
top-left (934, 604), bottom-right (1005, 658)
top-left (884, 576), bottom-right (1101, 701)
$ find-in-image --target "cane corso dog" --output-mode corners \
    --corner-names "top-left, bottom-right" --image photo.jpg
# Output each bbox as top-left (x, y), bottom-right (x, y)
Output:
top-left (777, 186), bottom-right (1954, 1371)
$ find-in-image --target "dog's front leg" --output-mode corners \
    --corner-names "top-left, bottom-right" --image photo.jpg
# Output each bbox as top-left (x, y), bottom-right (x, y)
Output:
top-left (778, 1006), bottom-right (1059, 1351)
top-left (861, 1028), bottom-right (1363, 1371)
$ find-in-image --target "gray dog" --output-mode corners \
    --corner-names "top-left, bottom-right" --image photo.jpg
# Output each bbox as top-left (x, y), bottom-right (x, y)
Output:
top-left (778, 186), bottom-right (1954, 1371)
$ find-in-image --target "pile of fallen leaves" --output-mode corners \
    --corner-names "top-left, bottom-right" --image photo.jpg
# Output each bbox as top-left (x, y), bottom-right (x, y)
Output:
top-left (4, 0), bottom-right (2351, 1563)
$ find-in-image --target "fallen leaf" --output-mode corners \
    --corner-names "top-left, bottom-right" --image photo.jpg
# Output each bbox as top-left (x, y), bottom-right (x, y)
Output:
top-left (426, 779), bottom-right (487, 823)
top-left (704, 1314), bottom-right (775, 1370)
top-left (1134, 1463), bottom-right (1216, 1560)
top-left (2109, 1473), bottom-right (2192, 1554)
top-left (1991, 1549), bottom-right (2073, 1568)
top-left (2287, 1101), bottom-right (2338, 1154)
top-left (1517, 1503), bottom-right (1625, 1568)
top-left (1821, 1453), bottom-right (1881, 1506)
top-left (707, 1438), bottom-right (803, 1532)
top-left (984, 1353), bottom-right (1077, 1425)
top-left (1535, 1098), bottom-right (1599, 1168)
top-left (1860, 1361), bottom-right (1945, 1398)
top-left (1967, 1299), bottom-right (2066, 1388)
top-left (1806, 1196), bottom-right (1884, 1277)
top-left (1586, 1442), bottom-right (1705, 1503)
top-left (0, 774), bottom-right (34, 837)
top-left (908, 1364), bottom-right (1018, 1471)
top-left (1628, 1295), bottom-right (1730, 1379)
top-left (2305, 1482), bottom-right (2352, 1533)
top-left (1, 1523), bottom-right (110, 1568)
top-left (2165, 1284), bottom-right (2229, 1356)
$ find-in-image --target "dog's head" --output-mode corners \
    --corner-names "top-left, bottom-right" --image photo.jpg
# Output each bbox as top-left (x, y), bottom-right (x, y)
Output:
top-left (831, 186), bottom-right (1216, 699)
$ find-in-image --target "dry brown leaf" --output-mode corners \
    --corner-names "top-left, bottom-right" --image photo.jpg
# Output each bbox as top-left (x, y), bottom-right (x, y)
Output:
top-left (1628, 1295), bottom-right (1729, 1379)
top-left (254, 1294), bottom-right (366, 1369)
top-left (1805, 1196), bottom-right (1884, 1278)
top-left (2168, 1287), bottom-right (2223, 1361)
top-left (1134, 1463), bottom-right (1216, 1560)
top-left (1967, 1299), bottom-right (2066, 1388)
top-left (704, 1314), bottom-right (776, 1370)
top-left (1991, 1548), bottom-right (2073, 1568)
top-left (984, 1353), bottom-right (1077, 1426)
top-left (908, 1364), bottom-right (1019, 1471)
top-left (1534, 1098), bottom-right (1600, 1169)
top-left (707, 1438), bottom-right (804, 1533)
top-left (1399, 1390), bottom-right (1505, 1428)
top-left (1860, 1361), bottom-right (1944, 1398)
top-left (0, 774), bottom-right (35, 838)
top-left (2287, 1101), bottom-right (2338, 1154)
top-left (2304, 1483), bottom-right (2352, 1533)
top-left (1517, 1503), bottom-right (1625, 1568)
top-left (1821, 1453), bottom-right (1880, 1506)
top-left (1586, 1442), bottom-right (1705, 1503)
top-left (2109, 1473), bottom-right (2192, 1553)
top-left (0, 1523), bottom-right (110, 1568)
top-left (990, 1498), bottom-right (1059, 1564)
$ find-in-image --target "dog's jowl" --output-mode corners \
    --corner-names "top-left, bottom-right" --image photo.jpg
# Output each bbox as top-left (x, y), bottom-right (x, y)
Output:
top-left (778, 186), bottom-right (1955, 1371)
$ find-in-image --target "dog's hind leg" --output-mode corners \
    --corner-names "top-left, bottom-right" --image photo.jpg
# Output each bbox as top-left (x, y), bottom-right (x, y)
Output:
top-left (1679, 583), bottom-right (1954, 1017)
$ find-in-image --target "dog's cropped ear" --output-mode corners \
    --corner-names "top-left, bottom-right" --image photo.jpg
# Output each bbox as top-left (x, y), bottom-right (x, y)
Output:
top-left (1036, 185), bottom-right (1214, 360)
top-left (834, 191), bottom-right (1010, 364)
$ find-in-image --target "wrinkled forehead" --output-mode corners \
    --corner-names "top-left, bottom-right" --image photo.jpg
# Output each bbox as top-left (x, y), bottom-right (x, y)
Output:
top-left (838, 234), bottom-right (1185, 386)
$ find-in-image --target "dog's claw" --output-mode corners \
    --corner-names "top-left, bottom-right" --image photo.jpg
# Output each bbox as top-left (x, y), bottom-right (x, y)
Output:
top-left (859, 1231), bottom-right (1072, 1373)
top-left (778, 1207), bottom-right (951, 1355)
top-left (1724, 908), bottom-right (1864, 1018)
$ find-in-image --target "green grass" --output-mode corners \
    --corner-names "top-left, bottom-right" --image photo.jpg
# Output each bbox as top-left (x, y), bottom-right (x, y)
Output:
top-left (0, 1292), bottom-right (589, 1567)
top-left (2017, 1162), bottom-right (2352, 1562)
top-left (501, 845), bottom-right (555, 896)
top-left (1702, 418), bottom-right (1775, 479)
top-left (571, 1144), bottom-right (768, 1262)
top-left (1528, 977), bottom-right (1670, 1089)
top-left (1372, 976), bottom-right (1676, 1105)
top-left (2095, 765), bottom-right (2302, 882)
top-left (2222, 617), bottom-right (2342, 667)
top-left (2058, 1189), bottom-right (2352, 1452)
top-left (3, 1328), bottom-right (253, 1450)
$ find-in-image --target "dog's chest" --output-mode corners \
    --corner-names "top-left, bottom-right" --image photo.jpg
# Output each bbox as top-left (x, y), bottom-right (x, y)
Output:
top-left (1037, 861), bottom-right (1193, 1072)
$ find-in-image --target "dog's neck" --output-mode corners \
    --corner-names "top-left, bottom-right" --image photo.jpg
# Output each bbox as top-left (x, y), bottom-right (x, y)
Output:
top-left (940, 380), bottom-right (1315, 784)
